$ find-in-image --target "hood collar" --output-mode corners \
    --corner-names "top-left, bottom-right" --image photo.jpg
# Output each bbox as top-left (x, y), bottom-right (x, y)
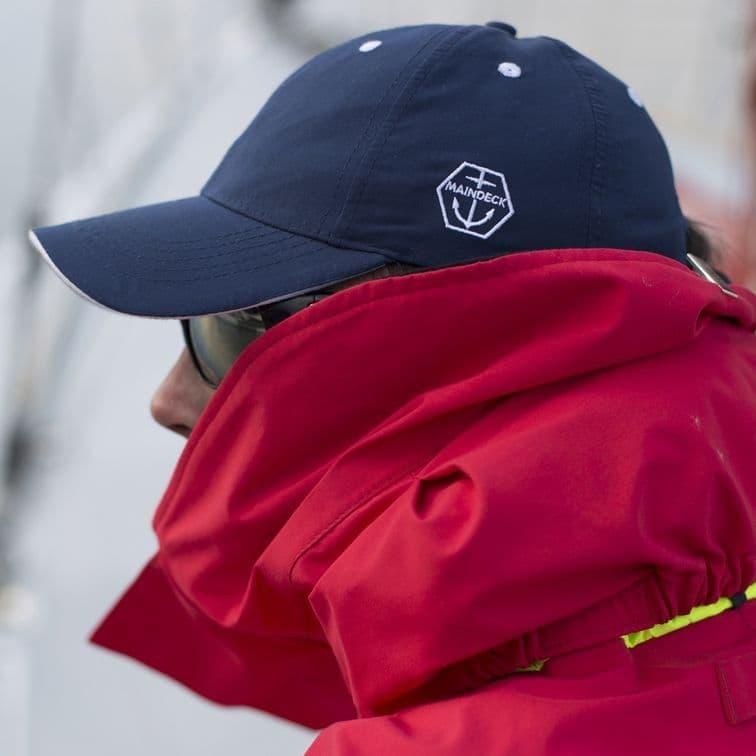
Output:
top-left (93, 248), bottom-right (756, 723)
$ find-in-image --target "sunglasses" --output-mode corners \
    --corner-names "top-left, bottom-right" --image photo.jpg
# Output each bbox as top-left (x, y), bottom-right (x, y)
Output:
top-left (181, 292), bottom-right (333, 388)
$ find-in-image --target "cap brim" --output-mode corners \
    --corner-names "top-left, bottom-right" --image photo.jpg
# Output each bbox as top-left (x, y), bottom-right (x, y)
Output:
top-left (29, 195), bottom-right (393, 318)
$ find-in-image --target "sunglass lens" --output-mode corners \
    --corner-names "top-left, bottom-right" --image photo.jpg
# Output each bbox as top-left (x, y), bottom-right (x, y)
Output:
top-left (188, 312), bottom-right (266, 387)
top-left (185, 294), bottom-right (331, 387)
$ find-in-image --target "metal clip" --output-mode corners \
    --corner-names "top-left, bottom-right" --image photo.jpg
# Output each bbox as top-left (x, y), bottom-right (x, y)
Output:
top-left (686, 253), bottom-right (739, 299)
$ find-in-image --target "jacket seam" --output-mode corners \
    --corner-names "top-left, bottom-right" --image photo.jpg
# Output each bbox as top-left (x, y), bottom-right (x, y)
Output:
top-left (287, 459), bottom-right (426, 584)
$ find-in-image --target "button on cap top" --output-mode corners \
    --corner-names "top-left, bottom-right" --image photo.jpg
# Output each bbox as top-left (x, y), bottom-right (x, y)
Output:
top-left (485, 21), bottom-right (517, 36)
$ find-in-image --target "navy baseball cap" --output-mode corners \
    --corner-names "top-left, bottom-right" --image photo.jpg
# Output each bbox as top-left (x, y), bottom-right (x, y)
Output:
top-left (29, 21), bottom-right (687, 319)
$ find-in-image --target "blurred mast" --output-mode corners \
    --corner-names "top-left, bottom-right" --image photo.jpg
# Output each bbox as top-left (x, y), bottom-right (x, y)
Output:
top-left (0, 0), bottom-right (255, 580)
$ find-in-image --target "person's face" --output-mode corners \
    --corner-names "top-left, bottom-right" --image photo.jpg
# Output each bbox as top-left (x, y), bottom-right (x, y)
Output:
top-left (150, 267), bottom-right (393, 438)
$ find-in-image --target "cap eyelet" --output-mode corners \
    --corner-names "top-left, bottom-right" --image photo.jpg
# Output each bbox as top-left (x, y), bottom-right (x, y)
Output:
top-left (498, 62), bottom-right (522, 79)
top-left (359, 40), bottom-right (382, 53)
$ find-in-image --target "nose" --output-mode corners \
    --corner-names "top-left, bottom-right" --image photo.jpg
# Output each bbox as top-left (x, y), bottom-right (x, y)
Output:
top-left (150, 348), bottom-right (215, 438)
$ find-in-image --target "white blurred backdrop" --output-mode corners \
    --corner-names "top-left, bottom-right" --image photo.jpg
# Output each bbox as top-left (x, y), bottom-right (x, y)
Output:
top-left (0, 1), bottom-right (750, 754)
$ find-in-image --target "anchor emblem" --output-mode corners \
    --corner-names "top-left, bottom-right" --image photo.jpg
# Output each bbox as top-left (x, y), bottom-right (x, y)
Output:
top-left (452, 168), bottom-right (498, 228)
top-left (436, 161), bottom-right (515, 239)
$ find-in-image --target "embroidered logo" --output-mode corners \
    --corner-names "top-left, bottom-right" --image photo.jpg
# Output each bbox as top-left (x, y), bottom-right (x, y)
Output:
top-left (436, 162), bottom-right (514, 239)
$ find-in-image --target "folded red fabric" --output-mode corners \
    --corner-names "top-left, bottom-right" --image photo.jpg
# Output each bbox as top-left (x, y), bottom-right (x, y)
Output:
top-left (90, 248), bottom-right (756, 752)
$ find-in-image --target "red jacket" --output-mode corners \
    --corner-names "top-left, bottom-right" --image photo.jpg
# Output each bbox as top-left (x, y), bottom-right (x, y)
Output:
top-left (91, 248), bottom-right (756, 753)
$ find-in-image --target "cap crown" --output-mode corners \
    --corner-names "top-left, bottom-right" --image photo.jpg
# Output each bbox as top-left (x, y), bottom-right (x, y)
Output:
top-left (202, 23), bottom-right (687, 267)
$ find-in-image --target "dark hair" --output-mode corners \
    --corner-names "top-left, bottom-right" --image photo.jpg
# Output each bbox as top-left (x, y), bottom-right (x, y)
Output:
top-left (382, 259), bottom-right (426, 275)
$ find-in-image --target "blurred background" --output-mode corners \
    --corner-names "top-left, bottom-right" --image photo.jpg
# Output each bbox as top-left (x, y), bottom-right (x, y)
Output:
top-left (0, 1), bottom-right (754, 754)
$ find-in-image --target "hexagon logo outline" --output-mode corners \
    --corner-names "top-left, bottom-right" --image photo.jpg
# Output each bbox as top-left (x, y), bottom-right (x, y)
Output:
top-left (436, 161), bottom-right (515, 240)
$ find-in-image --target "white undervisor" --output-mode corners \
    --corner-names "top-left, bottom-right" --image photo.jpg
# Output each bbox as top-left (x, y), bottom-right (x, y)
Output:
top-left (28, 229), bottom-right (124, 316)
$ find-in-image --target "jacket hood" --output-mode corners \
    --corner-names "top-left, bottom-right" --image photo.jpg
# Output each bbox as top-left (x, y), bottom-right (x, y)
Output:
top-left (89, 247), bottom-right (756, 730)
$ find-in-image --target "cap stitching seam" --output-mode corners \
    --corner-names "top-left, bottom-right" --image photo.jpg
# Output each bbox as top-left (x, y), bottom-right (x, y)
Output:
top-left (582, 68), bottom-right (609, 246)
top-left (71, 218), bottom-right (287, 254)
top-left (201, 193), bottom-right (401, 259)
top-left (548, 39), bottom-right (591, 248)
top-left (314, 27), bottom-right (453, 237)
top-left (79, 222), bottom-right (324, 281)
top-left (200, 56), bottom-right (323, 194)
top-left (550, 39), bottom-right (607, 247)
top-left (331, 25), bottom-right (474, 238)
top-left (80, 221), bottom-right (303, 264)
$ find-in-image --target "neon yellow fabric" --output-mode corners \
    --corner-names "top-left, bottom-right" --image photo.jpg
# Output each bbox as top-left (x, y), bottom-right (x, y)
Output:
top-left (622, 581), bottom-right (756, 649)
top-left (514, 581), bottom-right (756, 673)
